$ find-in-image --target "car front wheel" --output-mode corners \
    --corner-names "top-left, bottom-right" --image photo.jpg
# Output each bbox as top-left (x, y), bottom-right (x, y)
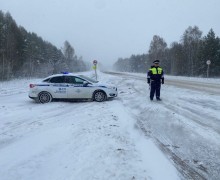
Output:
top-left (93, 91), bottom-right (106, 102)
top-left (38, 92), bottom-right (52, 103)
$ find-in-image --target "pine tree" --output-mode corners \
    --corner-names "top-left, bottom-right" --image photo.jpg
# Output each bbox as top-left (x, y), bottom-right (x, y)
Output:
top-left (198, 29), bottom-right (220, 77)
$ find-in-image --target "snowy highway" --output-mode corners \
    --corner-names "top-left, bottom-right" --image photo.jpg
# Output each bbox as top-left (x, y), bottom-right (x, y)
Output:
top-left (107, 71), bottom-right (220, 180)
top-left (106, 71), bottom-right (220, 95)
top-left (0, 71), bottom-right (220, 180)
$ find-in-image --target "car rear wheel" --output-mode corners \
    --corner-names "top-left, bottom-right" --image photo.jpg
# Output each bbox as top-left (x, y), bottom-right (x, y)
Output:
top-left (38, 92), bottom-right (52, 103)
top-left (93, 91), bottom-right (106, 102)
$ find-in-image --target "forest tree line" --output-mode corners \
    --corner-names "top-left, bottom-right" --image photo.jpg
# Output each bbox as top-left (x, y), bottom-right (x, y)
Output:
top-left (0, 11), bottom-right (88, 81)
top-left (113, 26), bottom-right (220, 77)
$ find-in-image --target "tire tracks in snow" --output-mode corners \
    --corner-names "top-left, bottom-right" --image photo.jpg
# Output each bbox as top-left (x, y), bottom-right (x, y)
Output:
top-left (108, 72), bottom-right (208, 180)
top-left (106, 71), bottom-right (220, 137)
top-left (131, 87), bottom-right (206, 180)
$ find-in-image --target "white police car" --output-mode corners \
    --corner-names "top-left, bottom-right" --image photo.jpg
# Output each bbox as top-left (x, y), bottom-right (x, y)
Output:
top-left (29, 73), bottom-right (118, 103)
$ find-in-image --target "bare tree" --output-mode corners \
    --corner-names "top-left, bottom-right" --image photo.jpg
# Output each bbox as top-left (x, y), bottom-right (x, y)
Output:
top-left (181, 26), bottom-right (202, 76)
top-left (148, 35), bottom-right (167, 60)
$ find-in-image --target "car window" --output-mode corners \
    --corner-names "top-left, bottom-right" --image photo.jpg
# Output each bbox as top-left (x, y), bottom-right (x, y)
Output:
top-left (49, 76), bottom-right (65, 83)
top-left (65, 76), bottom-right (76, 84)
top-left (43, 78), bottom-right (51, 82)
top-left (78, 75), bottom-right (98, 83)
top-left (74, 77), bottom-right (85, 84)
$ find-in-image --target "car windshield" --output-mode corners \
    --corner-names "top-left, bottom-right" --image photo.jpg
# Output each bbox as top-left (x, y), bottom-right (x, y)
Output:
top-left (78, 75), bottom-right (98, 83)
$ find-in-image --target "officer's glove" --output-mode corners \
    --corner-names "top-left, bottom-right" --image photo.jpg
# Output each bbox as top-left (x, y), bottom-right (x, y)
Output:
top-left (162, 81), bottom-right (164, 84)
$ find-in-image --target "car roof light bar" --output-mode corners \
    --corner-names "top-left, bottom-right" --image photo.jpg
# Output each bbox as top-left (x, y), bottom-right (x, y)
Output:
top-left (61, 71), bottom-right (69, 74)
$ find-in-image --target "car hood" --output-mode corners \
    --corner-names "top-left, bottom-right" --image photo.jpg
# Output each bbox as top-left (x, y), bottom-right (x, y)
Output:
top-left (91, 82), bottom-right (115, 88)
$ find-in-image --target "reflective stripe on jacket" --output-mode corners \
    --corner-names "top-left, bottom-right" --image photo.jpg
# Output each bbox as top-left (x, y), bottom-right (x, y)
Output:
top-left (147, 66), bottom-right (164, 83)
top-left (149, 67), bottom-right (163, 75)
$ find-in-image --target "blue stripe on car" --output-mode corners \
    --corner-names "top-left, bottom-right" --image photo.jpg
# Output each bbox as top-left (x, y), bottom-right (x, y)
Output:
top-left (36, 84), bottom-right (50, 86)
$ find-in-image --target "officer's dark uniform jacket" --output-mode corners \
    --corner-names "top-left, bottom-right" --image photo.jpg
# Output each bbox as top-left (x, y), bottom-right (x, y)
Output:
top-left (147, 65), bottom-right (164, 100)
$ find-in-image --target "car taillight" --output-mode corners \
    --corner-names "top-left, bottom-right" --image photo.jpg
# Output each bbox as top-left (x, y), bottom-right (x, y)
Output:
top-left (29, 84), bottom-right (35, 88)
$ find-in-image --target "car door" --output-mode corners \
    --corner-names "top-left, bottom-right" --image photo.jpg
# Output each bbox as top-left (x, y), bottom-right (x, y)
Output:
top-left (49, 76), bottom-right (68, 99)
top-left (66, 76), bottom-right (93, 99)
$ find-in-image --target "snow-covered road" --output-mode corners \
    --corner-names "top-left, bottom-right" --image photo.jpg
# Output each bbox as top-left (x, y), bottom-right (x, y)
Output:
top-left (0, 71), bottom-right (220, 180)
top-left (107, 71), bottom-right (220, 180)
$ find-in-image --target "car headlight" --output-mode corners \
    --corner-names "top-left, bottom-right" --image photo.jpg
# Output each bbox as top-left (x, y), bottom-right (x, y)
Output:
top-left (108, 86), bottom-right (117, 90)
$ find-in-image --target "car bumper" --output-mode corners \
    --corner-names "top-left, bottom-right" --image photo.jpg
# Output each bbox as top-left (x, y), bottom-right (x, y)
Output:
top-left (106, 88), bottom-right (118, 98)
top-left (109, 93), bottom-right (117, 97)
top-left (28, 90), bottom-right (38, 98)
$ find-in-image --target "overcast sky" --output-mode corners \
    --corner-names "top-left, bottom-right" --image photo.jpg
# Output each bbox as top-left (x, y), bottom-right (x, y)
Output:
top-left (1, 0), bottom-right (220, 67)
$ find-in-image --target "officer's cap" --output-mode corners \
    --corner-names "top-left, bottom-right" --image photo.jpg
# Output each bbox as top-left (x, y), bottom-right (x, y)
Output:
top-left (153, 60), bottom-right (160, 64)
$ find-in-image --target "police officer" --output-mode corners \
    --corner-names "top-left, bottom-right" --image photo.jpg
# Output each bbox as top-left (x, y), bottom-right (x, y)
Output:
top-left (147, 60), bottom-right (164, 101)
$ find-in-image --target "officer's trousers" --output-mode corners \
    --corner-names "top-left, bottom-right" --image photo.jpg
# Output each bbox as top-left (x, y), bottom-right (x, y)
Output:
top-left (150, 81), bottom-right (161, 99)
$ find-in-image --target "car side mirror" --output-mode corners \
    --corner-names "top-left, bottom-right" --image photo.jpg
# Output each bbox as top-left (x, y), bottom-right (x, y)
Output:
top-left (83, 81), bottom-right (89, 87)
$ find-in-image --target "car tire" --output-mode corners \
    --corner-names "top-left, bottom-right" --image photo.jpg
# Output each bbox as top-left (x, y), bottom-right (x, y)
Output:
top-left (93, 91), bottom-right (106, 102)
top-left (38, 92), bottom-right (52, 103)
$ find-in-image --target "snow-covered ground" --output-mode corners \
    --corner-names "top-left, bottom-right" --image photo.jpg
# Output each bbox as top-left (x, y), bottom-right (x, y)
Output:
top-left (0, 71), bottom-right (220, 180)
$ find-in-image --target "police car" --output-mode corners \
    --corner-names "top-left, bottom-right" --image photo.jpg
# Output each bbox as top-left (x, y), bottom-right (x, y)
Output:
top-left (29, 73), bottom-right (118, 103)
